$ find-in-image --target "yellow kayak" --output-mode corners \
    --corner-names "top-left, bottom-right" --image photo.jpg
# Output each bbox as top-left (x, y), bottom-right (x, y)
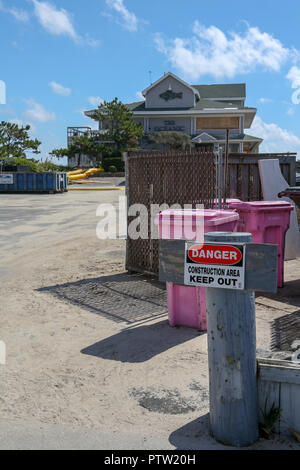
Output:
top-left (67, 169), bottom-right (85, 177)
top-left (68, 168), bottom-right (104, 181)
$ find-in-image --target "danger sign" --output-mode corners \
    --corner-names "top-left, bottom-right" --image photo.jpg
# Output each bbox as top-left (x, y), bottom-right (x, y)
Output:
top-left (184, 242), bottom-right (246, 290)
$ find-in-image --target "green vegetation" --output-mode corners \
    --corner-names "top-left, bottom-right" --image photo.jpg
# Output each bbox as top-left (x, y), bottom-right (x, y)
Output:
top-left (90, 97), bottom-right (144, 150)
top-left (51, 135), bottom-right (104, 168)
top-left (0, 156), bottom-right (69, 173)
top-left (259, 398), bottom-right (281, 439)
top-left (108, 165), bottom-right (117, 173)
top-left (0, 120), bottom-right (70, 173)
top-left (102, 150), bottom-right (124, 173)
top-left (0, 121), bottom-right (41, 159)
top-left (50, 98), bottom-right (142, 172)
top-left (148, 131), bottom-right (191, 150)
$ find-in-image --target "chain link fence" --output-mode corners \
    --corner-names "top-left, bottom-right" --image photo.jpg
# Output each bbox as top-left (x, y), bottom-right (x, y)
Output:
top-left (124, 149), bottom-right (217, 276)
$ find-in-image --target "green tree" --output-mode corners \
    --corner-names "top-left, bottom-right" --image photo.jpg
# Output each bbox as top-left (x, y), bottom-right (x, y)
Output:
top-left (49, 148), bottom-right (70, 160)
top-left (90, 98), bottom-right (144, 150)
top-left (0, 121), bottom-right (41, 159)
top-left (51, 135), bottom-right (103, 167)
top-left (148, 131), bottom-right (191, 150)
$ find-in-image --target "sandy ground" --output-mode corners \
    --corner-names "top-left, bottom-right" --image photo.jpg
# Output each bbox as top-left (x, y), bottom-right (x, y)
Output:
top-left (0, 185), bottom-right (300, 450)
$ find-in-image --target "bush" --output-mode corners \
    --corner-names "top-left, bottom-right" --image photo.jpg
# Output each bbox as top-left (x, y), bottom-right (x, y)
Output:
top-left (148, 131), bottom-right (191, 149)
top-left (108, 165), bottom-right (117, 173)
top-left (102, 157), bottom-right (124, 172)
top-left (0, 156), bottom-right (70, 173)
top-left (0, 156), bottom-right (39, 172)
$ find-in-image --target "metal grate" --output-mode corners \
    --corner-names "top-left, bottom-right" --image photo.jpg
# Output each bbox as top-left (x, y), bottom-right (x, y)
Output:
top-left (125, 149), bottom-right (216, 276)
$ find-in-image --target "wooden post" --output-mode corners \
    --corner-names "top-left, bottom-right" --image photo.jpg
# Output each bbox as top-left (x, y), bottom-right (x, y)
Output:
top-left (205, 232), bottom-right (258, 447)
top-left (216, 148), bottom-right (224, 209)
top-left (224, 129), bottom-right (229, 204)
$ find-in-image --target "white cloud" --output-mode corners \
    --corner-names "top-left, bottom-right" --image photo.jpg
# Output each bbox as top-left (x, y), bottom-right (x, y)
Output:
top-left (287, 107), bottom-right (295, 116)
top-left (135, 91), bottom-right (145, 101)
top-left (259, 98), bottom-right (273, 104)
top-left (0, 1), bottom-right (29, 22)
top-left (24, 99), bottom-right (55, 123)
top-left (286, 66), bottom-right (300, 89)
top-left (85, 36), bottom-right (101, 48)
top-left (88, 96), bottom-right (104, 107)
top-left (105, 0), bottom-right (138, 32)
top-left (31, 0), bottom-right (78, 40)
top-left (76, 109), bottom-right (99, 130)
top-left (251, 116), bottom-right (300, 154)
top-left (49, 81), bottom-right (71, 96)
top-left (31, 1), bottom-right (99, 46)
top-left (291, 90), bottom-right (300, 105)
top-left (155, 23), bottom-right (290, 81)
top-left (286, 66), bottom-right (300, 104)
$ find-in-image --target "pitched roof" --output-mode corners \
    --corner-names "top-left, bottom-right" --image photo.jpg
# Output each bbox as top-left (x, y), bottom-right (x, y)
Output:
top-left (142, 72), bottom-right (200, 98)
top-left (192, 83), bottom-right (246, 100)
top-left (125, 98), bottom-right (248, 112)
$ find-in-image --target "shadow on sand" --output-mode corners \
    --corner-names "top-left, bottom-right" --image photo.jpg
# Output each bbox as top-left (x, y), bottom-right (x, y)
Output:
top-left (167, 414), bottom-right (221, 450)
top-left (259, 278), bottom-right (300, 309)
top-left (37, 272), bottom-right (168, 325)
top-left (81, 320), bottom-right (204, 363)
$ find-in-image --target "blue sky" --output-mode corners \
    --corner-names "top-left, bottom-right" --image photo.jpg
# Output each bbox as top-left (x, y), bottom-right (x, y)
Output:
top-left (1, 0), bottom-right (300, 164)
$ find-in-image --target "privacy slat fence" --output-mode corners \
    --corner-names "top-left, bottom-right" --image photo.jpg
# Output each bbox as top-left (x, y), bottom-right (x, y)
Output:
top-left (125, 150), bottom-right (297, 276)
top-left (228, 153), bottom-right (297, 201)
top-left (125, 149), bottom-right (216, 276)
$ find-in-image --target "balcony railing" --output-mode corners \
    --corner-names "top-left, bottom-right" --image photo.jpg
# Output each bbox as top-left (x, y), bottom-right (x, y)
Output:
top-left (67, 127), bottom-right (110, 147)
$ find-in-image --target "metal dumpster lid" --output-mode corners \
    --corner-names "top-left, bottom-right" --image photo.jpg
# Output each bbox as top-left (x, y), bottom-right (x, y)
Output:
top-left (228, 200), bottom-right (294, 210)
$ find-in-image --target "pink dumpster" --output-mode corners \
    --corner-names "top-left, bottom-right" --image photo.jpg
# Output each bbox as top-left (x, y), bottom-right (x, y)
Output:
top-left (226, 200), bottom-right (294, 288)
top-left (157, 209), bottom-right (239, 330)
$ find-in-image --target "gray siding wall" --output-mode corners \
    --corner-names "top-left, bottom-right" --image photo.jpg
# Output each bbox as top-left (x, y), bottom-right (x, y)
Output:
top-left (195, 129), bottom-right (241, 138)
top-left (146, 76), bottom-right (195, 109)
top-left (147, 117), bottom-right (192, 134)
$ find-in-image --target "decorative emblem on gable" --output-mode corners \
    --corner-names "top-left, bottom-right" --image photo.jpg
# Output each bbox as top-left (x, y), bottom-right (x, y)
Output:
top-left (159, 90), bottom-right (183, 102)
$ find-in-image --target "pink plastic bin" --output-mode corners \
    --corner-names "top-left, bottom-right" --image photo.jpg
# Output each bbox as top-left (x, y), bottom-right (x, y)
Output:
top-left (226, 200), bottom-right (294, 288)
top-left (157, 209), bottom-right (239, 330)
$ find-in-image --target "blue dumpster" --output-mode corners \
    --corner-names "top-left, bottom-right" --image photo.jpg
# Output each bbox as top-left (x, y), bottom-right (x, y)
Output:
top-left (0, 172), bottom-right (68, 193)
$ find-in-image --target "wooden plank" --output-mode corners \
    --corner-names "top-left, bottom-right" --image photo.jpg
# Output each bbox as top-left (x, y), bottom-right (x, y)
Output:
top-left (280, 383), bottom-right (300, 435)
top-left (290, 158), bottom-right (297, 186)
top-left (159, 239), bottom-right (186, 285)
top-left (258, 364), bottom-right (300, 385)
top-left (257, 359), bottom-right (300, 436)
top-left (229, 164), bottom-right (238, 198)
top-left (205, 233), bottom-right (258, 447)
top-left (159, 239), bottom-right (278, 293)
top-left (251, 164), bottom-right (261, 201)
top-left (241, 165), bottom-right (249, 201)
top-left (245, 244), bottom-right (278, 294)
top-left (229, 155), bottom-right (296, 165)
top-left (196, 116), bottom-right (239, 130)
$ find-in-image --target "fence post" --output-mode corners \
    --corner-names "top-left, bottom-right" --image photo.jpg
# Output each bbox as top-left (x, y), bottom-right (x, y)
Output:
top-left (123, 152), bottom-right (129, 270)
top-left (205, 232), bottom-right (258, 447)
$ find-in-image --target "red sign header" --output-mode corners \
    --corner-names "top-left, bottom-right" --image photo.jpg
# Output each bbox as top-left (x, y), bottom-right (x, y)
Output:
top-left (188, 244), bottom-right (243, 266)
